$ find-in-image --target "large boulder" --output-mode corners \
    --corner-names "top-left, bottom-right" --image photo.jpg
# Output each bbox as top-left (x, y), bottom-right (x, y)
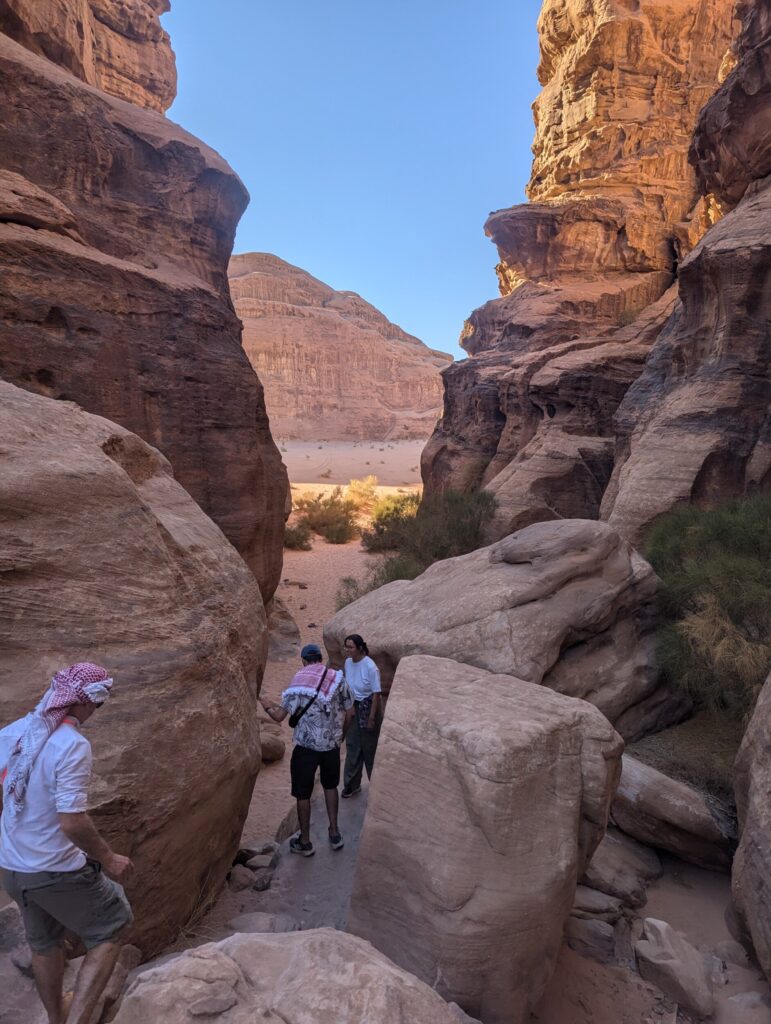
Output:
top-left (0, 28), bottom-right (288, 601)
top-left (112, 929), bottom-right (465, 1023)
top-left (635, 918), bottom-right (714, 1019)
top-left (326, 519), bottom-right (686, 739)
top-left (732, 672), bottom-right (771, 978)
top-left (347, 655), bottom-right (623, 1024)
top-left (0, 382), bottom-right (266, 955)
top-left (612, 754), bottom-right (734, 870)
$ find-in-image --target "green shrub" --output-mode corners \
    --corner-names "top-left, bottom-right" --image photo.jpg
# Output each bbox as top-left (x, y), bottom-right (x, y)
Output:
top-left (283, 521), bottom-right (313, 550)
top-left (645, 493), bottom-right (771, 721)
top-left (293, 488), bottom-right (359, 543)
top-left (337, 489), bottom-right (497, 608)
top-left (346, 475), bottom-right (379, 512)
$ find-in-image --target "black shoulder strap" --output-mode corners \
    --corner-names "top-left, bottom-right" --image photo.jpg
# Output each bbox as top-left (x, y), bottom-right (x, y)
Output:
top-left (293, 668), bottom-right (329, 725)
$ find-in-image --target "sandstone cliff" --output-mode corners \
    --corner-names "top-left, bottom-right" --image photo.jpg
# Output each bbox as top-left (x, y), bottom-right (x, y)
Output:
top-left (0, 382), bottom-right (265, 954)
top-left (0, 0), bottom-right (176, 111)
top-left (0, 15), bottom-right (287, 600)
top-left (423, 0), bottom-right (736, 541)
top-left (602, 0), bottom-right (771, 540)
top-left (229, 253), bottom-right (452, 441)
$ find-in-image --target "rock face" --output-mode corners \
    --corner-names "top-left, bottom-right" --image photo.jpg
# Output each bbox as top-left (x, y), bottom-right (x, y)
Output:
top-left (0, 382), bottom-right (266, 955)
top-left (612, 755), bottom-right (734, 870)
top-left (347, 655), bottom-right (622, 1024)
top-left (423, 0), bottom-right (735, 540)
top-left (602, 0), bottom-right (771, 541)
top-left (0, 26), bottom-right (287, 601)
top-left (229, 252), bottom-right (452, 441)
top-left (733, 673), bottom-right (771, 978)
top-left (325, 519), bottom-right (686, 740)
top-left (112, 929), bottom-right (466, 1023)
top-left (0, 0), bottom-right (176, 111)
top-left (635, 918), bottom-right (714, 1019)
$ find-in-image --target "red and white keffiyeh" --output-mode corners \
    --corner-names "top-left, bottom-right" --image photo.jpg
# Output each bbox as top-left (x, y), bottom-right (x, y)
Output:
top-left (3, 663), bottom-right (113, 819)
top-left (282, 662), bottom-right (341, 706)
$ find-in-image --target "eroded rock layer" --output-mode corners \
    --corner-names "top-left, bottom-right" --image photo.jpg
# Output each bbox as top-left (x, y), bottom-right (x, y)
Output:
top-left (229, 253), bottom-right (452, 441)
top-left (423, 0), bottom-right (736, 540)
top-left (0, 0), bottom-right (176, 111)
top-left (349, 655), bottom-right (622, 1024)
top-left (0, 382), bottom-right (266, 955)
top-left (602, 0), bottom-right (771, 540)
top-left (0, 30), bottom-right (287, 600)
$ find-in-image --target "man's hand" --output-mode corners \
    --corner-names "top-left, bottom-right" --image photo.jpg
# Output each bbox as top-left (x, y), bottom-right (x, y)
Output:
top-left (103, 852), bottom-right (135, 883)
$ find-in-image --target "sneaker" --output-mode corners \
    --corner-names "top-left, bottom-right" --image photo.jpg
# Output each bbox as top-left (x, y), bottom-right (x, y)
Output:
top-left (289, 836), bottom-right (315, 857)
top-left (328, 830), bottom-right (344, 851)
top-left (341, 785), bottom-right (361, 799)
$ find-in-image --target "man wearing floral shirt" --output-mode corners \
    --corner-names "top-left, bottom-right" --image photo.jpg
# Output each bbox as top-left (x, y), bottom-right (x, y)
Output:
top-left (260, 644), bottom-right (353, 857)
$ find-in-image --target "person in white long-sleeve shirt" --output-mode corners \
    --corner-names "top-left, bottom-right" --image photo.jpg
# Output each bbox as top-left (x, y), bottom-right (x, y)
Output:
top-left (341, 634), bottom-right (382, 798)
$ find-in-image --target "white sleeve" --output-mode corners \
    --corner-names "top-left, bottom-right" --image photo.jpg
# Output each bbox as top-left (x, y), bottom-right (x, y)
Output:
top-left (54, 743), bottom-right (92, 813)
top-left (368, 658), bottom-right (382, 693)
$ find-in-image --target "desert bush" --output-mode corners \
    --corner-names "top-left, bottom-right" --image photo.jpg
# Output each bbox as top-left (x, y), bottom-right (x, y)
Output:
top-left (645, 493), bottom-right (771, 721)
top-left (346, 475), bottom-right (379, 512)
top-left (337, 489), bottom-right (496, 608)
top-left (283, 521), bottom-right (313, 551)
top-left (293, 488), bottom-right (359, 544)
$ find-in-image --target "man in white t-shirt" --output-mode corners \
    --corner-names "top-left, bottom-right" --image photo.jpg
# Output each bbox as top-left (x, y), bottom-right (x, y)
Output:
top-left (0, 663), bottom-right (134, 1024)
top-left (341, 634), bottom-right (383, 798)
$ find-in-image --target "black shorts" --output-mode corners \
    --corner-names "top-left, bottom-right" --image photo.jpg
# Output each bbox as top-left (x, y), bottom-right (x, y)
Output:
top-left (290, 744), bottom-right (340, 799)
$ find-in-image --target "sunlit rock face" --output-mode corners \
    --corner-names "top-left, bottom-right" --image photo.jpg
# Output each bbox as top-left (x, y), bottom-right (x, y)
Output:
top-left (0, 14), bottom-right (288, 601)
top-left (602, 0), bottom-right (771, 542)
top-left (0, 381), bottom-right (266, 956)
top-left (0, 0), bottom-right (176, 112)
top-left (423, 0), bottom-right (736, 541)
top-left (229, 253), bottom-right (452, 441)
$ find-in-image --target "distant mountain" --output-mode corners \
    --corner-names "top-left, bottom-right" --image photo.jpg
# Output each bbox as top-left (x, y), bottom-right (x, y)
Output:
top-left (229, 253), bottom-right (452, 441)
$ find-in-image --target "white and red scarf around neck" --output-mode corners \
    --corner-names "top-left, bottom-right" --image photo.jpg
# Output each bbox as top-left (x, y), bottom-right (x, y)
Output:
top-left (282, 662), bottom-right (341, 707)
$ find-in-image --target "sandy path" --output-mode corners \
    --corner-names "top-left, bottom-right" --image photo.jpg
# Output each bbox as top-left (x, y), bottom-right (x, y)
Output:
top-left (279, 439), bottom-right (425, 486)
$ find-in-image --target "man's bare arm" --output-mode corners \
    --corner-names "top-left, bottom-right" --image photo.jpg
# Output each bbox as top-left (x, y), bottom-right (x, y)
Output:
top-left (259, 696), bottom-right (288, 723)
top-left (58, 812), bottom-right (134, 882)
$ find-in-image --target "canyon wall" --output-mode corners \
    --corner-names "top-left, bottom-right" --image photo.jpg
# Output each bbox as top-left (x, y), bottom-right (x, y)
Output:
top-left (423, 0), bottom-right (737, 542)
top-left (229, 253), bottom-right (452, 441)
top-left (0, 9), bottom-right (287, 600)
top-left (0, 0), bottom-right (176, 111)
top-left (602, 0), bottom-right (771, 540)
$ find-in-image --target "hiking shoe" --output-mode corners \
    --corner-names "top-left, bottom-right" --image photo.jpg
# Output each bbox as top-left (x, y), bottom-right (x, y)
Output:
top-left (341, 785), bottom-right (361, 799)
top-left (289, 836), bottom-right (315, 857)
top-left (328, 830), bottom-right (344, 851)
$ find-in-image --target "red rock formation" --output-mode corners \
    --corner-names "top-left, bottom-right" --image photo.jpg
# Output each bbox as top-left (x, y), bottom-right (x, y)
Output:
top-left (0, 23), bottom-right (287, 600)
top-left (0, 381), bottom-right (266, 955)
top-left (229, 253), bottom-right (452, 441)
top-left (603, 0), bottom-right (771, 541)
top-left (423, 0), bottom-right (736, 540)
top-left (0, 0), bottom-right (176, 111)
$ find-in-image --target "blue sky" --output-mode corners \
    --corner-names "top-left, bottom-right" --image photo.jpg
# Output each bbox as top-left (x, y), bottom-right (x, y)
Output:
top-left (164, 2), bottom-right (543, 358)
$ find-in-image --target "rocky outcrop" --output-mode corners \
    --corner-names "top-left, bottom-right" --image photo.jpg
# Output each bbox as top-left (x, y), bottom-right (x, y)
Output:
top-left (423, 0), bottom-right (736, 540)
top-left (229, 253), bottom-right (452, 441)
top-left (0, 30), bottom-right (287, 600)
top-left (326, 519), bottom-right (687, 740)
top-left (0, 382), bottom-right (266, 955)
top-left (347, 655), bottom-right (622, 1024)
top-left (602, 0), bottom-right (771, 541)
top-left (612, 755), bottom-right (734, 870)
top-left (112, 929), bottom-right (466, 1023)
top-left (0, 0), bottom-right (176, 111)
top-left (733, 672), bottom-right (771, 978)
top-left (635, 918), bottom-right (715, 1019)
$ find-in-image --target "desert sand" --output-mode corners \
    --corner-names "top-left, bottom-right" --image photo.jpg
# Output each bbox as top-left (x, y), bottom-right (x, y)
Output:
top-left (278, 439), bottom-right (425, 486)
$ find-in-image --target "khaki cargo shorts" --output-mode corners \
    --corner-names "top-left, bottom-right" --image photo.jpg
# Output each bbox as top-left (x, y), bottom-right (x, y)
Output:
top-left (2, 860), bottom-right (133, 952)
